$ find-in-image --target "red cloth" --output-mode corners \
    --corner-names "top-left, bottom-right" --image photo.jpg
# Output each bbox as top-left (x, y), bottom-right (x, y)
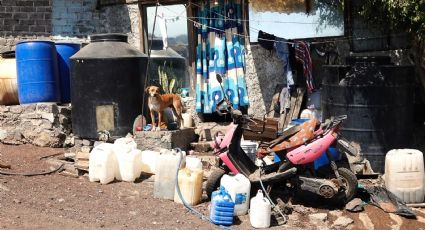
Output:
top-left (295, 41), bottom-right (314, 92)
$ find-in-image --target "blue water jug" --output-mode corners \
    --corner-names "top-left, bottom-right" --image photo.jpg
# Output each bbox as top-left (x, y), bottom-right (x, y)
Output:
top-left (210, 187), bottom-right (235, 226)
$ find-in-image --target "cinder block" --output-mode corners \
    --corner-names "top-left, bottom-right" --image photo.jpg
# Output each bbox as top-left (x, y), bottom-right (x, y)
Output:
top-left (134, 128), bottom-right (196, 151)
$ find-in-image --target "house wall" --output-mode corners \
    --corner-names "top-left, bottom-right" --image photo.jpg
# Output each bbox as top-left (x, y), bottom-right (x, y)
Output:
top-left (0, 0), bottom-right (141, 52)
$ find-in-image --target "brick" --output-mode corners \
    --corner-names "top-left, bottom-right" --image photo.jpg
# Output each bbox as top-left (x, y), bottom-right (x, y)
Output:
top-left (36, 6), bottom-right (52, 13)
top-left (35, 19), bottom-right (49, 25)
top-left (0, 7), bottom-right (6, 13)
top-left (14, 24), bottom-right (29, 31)
top-left (34, 1), bottom-right (50, 7)
top-left (16, 1), bottom-right (34, 7)
top-left (19, 6), bottom-right (34, 12)
top-left (13, 12), bottom-right (29, 20)
top-left (19, 19), bottom-right (35, 25)
top-left (4, 18), bottom-right (19, 25)
top-left (2, 0), bottom-right (17, 6)
top-left (0, 13), bottom-right (13, 19)
top-left (29, 12), bottom-right (44, 19)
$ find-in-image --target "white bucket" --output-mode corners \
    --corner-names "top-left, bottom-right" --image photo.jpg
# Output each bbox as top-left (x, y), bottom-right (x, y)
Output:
top-left (241, 141), bottom-right (258, 162)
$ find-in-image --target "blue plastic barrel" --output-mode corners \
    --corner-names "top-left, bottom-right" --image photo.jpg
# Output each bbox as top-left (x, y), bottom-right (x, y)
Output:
top-left (16, 41), bottom-right (60, 104)
top-left (55, 43), bottom-right (80, 103)
top-left (210, 187), bottom-right (235, 226)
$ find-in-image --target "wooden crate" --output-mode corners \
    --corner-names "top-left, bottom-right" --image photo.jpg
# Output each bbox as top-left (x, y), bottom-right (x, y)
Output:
top-left (243, 118), bottom-right (279, 141)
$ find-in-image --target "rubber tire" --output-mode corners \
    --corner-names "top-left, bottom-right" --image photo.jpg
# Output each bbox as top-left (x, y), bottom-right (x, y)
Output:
top-left (206, 168), bottom-right (226, 200)
top-left (336, 167), bottom-right (358, 202)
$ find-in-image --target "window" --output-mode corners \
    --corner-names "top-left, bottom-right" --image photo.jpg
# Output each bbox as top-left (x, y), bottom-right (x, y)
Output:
top-left (249, 0), bottom-right (344, 42)
top-left (145, 4), bottom-right (190, 94)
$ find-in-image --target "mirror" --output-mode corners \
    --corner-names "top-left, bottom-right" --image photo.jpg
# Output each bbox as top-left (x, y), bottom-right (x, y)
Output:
top-left (216, 74), bottom-right (223, 84)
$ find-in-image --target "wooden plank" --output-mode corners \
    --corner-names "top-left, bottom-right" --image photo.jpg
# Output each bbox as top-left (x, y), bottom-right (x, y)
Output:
top-left (290, 88), bottom-right (306, 120)
top-left (267, 84), bottom-right (284, 118)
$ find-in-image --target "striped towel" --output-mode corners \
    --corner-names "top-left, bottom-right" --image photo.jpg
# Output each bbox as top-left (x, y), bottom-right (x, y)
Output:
top-left (295, 41), bottom-right (314, 92)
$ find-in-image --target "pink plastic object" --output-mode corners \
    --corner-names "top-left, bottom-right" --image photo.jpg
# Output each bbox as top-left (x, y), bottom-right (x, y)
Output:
top-left (210, 124), bottom-right (238, 150)
top-left (286, 130), bottom-right (336, 165)
top-left (219, 152), bottom-right (240, 174)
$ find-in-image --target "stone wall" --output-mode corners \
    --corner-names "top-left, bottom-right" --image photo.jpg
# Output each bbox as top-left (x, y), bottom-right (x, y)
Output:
top-left (0, 103), bottom-right (71, 147)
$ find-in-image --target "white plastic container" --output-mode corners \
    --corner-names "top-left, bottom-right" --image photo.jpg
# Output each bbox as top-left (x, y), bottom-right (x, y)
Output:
top-left (115, 148), bottom-right (143, 182)
top-left (241, 141), bottom-right (258, 163)
top-left (174, 168), bottom-right (203, 205)
top-left (385, 149), bottom-right (425, 203)
top-left (89, 143), bottom-right (117, 185)
top-left (141, 150), bottom-right (160, 174)
top-left (154, 149), bottom-right (186, 200)
top-left (185, 156), bottom-right (203, 171)
top-left (114, 137), bottom-right (137, 151)
top-left (250, 190), bottom-right (271, 228)
top-left (182, 113), bottom-right (193, 128)
top-left (220, 174), bottom-right (251, 216)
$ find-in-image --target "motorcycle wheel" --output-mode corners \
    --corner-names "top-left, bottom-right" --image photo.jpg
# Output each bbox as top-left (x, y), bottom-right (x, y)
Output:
top-left (205, 168), bottom-right (226, 200)
top-left (335, 168), bottom-right (358, 202)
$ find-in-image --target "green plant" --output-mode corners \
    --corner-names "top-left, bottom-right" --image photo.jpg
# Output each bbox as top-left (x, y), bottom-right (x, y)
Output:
top-left (359, 0), bottom-right (425, 40)
top-left (158, 62), bottom-right (183, 94)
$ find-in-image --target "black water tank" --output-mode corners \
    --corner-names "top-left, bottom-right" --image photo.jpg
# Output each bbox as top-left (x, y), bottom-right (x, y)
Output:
top-left (70, 34), bottom-right (147, 139)
top-left (322, 57), bottom-right (414, 173)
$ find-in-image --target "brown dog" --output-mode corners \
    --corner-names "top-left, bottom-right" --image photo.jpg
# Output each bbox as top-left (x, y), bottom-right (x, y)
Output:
top-left (146, 86), bottom-right (184, 131)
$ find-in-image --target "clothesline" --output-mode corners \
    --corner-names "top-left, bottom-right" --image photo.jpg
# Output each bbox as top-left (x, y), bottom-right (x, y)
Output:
top-left (158, 3), bottom-right (411, 46)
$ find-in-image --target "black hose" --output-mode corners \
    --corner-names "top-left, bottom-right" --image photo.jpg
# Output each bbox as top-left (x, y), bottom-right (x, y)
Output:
top-left (0, 163), bottom-right (64, 176)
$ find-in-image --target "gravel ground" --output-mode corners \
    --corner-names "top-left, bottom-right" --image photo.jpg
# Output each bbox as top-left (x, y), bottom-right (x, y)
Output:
top-left (1, 144), bottom-right (425, 230)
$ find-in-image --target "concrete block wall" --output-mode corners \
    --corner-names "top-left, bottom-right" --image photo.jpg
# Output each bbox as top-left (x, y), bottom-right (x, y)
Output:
top-left (0, 0), bottom-right (141, 52)
top-left (0, 0), bottom-right (52, 37)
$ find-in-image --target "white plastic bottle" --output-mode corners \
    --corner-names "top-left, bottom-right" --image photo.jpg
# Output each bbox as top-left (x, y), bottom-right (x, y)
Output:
top-left (89, 143), bottom-right (117, 185)
top-left (220, 174), bottom-right (251, 216)
top-left (249, 190), bottom-right (271, 228)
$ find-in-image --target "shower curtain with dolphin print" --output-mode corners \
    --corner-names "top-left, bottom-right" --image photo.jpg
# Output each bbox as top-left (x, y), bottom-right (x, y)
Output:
top-left (195, 0), bottom-right (249, 114)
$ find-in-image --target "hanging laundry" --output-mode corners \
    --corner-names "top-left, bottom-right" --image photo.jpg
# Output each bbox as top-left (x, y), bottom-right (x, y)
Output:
top-left (257, 30), bottom-right (275, 51)
top-left (275, 37), bottom-right (295, 86)
top-left (157, 13), bottom-right (168, 50)
top-left (295, 40), bottom-right (314, 92)
top-left (195, 0), bottom-right (249, 114)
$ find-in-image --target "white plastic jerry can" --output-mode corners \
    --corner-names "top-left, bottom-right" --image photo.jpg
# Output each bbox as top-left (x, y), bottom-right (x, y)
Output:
top-left (89, 143), bottom-right (117, 185)
top-left (115, 148), bottom-right (143, 182)
top-left (113, 137), bottom-right (137, 155)
top-left (174, 168), bottom-right (203, 205)
top-left (385, 149), bottom-right (425, 203)
top-left (249, 190), bottom-right (271, 228)
top-left (154, 149), bottom-right (186, 200)
top-left (220, 174), bottom-right (251, 216)
top-left (140, 150), bottom-right (160, 174)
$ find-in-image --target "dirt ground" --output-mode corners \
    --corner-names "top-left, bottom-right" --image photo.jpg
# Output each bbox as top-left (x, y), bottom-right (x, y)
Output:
top-left (1, 144), bottom-right (425, 230)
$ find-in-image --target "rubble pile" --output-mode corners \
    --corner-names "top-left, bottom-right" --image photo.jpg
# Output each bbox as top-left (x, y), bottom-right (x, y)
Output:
top-left (0, 103), bottom-right (71, 147)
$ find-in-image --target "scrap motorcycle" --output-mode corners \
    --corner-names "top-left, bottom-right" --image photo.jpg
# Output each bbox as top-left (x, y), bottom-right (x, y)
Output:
top-left (206, 74), bottom-right (358, 204)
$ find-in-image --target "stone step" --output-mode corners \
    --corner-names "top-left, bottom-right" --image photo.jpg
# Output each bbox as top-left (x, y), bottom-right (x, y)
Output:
top-left (190, 141), bottom-right (214, 154)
